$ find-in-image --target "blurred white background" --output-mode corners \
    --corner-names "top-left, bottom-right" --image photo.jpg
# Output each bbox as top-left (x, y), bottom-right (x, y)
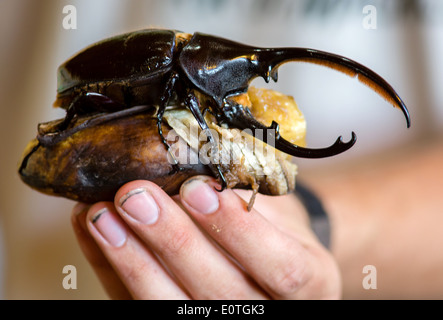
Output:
top-left (0, 0), bottom-right (442, 299)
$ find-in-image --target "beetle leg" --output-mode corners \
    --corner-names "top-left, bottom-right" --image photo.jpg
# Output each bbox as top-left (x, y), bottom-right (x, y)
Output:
top-left (156, 72), bottom-right (183, 174)
top-left (38, 105), bottom-right (154, 146)
top-left (201, 106), bottom-right (213, 118)
top-left (39, 92), bottom-right (126, 146)
top-left (185, 92), bottom-right (227, 191)
top-left (60, 92), bottom-right (125, 131)
top-left (56, 93), bottom-right (83, 132)
top-left (18, 141), bottom-right (41, 177)
top-left (223, 103), bottom-right (356, 158)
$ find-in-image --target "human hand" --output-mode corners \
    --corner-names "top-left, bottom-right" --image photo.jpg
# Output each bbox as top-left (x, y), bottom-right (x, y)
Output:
top-left (71, 176), bottom-right (341, 299)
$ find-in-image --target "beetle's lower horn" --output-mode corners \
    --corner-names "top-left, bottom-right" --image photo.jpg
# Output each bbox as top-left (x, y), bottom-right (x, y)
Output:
top-left (227, 106), bottom-right (356, 159)
top-left (260, 48), bottom-right (411, 128)
top-left (268, 123), bottom-right (357, 159)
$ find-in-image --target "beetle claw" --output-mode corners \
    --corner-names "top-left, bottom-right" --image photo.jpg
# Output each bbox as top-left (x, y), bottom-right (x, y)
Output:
top-left (213, 165), bottom-right (228, 192)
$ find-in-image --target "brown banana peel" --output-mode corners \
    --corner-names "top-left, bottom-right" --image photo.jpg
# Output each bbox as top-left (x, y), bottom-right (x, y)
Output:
top-left (18, 87), bottom-right (306, 209)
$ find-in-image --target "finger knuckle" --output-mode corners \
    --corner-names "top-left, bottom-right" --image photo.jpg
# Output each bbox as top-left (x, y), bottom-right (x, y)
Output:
top-left (267, 256), bottom-right (313, 298)
top-left (310, 250), bottom-right (342, 299)
top-left (212, 282), bottom-right (252, 300)
top-left (198, 283), bottom-right (238, 300)
top-left (120, 261), bottom-right (151, 285)
top-left (163, 228), bottom-right (195, 258)
top-left (125, 265), bottom-right (145, 284)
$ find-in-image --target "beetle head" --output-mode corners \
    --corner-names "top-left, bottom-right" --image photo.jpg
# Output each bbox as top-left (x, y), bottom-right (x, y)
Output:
top-left (179, 32), bottom-right (410, 128)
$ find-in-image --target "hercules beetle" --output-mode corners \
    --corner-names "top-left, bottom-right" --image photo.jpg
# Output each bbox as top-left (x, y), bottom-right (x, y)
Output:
top-left (39, 29), bottom-right (410, 190)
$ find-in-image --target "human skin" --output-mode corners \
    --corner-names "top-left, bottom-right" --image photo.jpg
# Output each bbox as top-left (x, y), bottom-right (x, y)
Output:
top-left (72, 137), bottom-right (443, 299)
top-left (72, 176), bottom-right (341, 299)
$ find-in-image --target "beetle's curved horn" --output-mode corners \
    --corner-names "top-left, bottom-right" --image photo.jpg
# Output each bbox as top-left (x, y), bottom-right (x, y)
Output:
top-left (181, 33), bottom-right (410, 128)
top-left (259, 48), bottom-right (410, 128)
top-left (225, 106), bottom-right (356, 158)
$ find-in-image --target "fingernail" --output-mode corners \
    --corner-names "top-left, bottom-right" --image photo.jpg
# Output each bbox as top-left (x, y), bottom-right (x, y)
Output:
top-left (91, 208), bottom-right (127, 247)
top-left (181, 178), bottom-right (219, 214)
top-left (119, 188), bottom-right (159, 225)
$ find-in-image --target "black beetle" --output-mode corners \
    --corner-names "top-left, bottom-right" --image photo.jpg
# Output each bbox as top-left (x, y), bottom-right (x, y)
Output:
top-left (39, 29), bottom-right (410, 189)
